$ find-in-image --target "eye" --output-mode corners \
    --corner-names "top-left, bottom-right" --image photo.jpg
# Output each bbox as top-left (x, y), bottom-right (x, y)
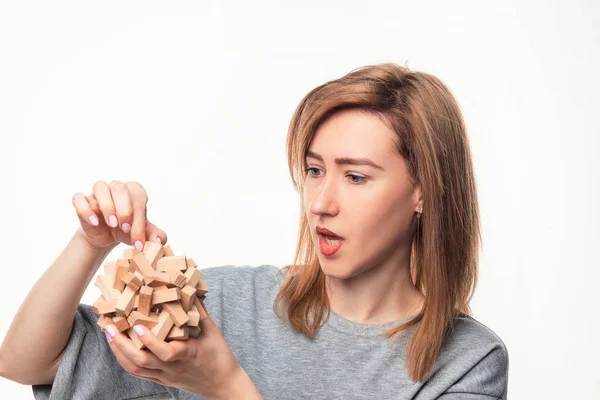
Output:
top-left (303, 167), bottom-right (368, 185)
top-left (348, 174), bottom-right (367, 184)
top-left (304, 167), bottom-right (321, 177)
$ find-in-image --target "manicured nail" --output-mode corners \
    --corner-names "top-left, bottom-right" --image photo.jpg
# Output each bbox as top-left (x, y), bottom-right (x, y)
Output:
top-left (155, 237), bottom-right (161, 244)
top-left (105, 331), bottom-right (112, 343)
top-left (105, 325), bottom-right (116, 338)
top-left (109, 215), bottom-right (118, 228)
top-left (122, 223), bottom-right (131, 233)
top-left (135, 240), bottom-right (143, 251)
top-left (133, 325), bottom-right (144, 336)
top-left (89, 215), bottom-right (99, 226)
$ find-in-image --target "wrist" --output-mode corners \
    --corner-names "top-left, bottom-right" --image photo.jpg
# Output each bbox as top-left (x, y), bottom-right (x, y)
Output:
top-left (73, 228), bottom-right (117, 258)
top-left (214, 366), bottom-right (262, 400)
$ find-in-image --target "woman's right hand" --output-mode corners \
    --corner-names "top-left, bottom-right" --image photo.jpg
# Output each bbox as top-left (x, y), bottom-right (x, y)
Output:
top-left (72, 180), bottom-right (168, 252)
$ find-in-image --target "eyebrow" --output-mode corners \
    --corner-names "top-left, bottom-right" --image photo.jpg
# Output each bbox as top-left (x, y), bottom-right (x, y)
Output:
top-left (305, 150), bottom-right (385, 170)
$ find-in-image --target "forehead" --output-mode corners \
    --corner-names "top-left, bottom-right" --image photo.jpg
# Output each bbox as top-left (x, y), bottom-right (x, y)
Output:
top-left (307, 109), bottom-right (397, 160)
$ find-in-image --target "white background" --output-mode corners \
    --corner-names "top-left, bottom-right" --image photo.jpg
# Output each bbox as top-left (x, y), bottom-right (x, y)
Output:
top-left (1, 1), bottom-right (598, 398)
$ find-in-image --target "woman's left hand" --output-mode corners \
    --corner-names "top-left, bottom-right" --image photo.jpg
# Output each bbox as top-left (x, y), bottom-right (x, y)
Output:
top-left (103, 307), bottom-right (261, 399)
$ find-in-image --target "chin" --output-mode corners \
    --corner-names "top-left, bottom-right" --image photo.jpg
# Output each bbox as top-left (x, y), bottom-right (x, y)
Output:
top-left (318, 260), bottom-right (357, 281)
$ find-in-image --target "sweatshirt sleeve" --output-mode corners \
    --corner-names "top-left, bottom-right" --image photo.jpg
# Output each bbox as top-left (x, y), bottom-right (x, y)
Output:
top-left (31, 303), bottom-right (172, 400)
top-left (438, 341), bottom-right (509, 400)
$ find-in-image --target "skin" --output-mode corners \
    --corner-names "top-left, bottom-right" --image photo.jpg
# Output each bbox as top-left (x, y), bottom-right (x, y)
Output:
top-left (0, 179), bottom-right (262, 399)
top-left (303, 108), bottom-right (426, 324)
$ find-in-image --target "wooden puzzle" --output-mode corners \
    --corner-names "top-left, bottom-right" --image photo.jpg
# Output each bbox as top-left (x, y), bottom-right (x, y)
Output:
top-left (91, 241), bottom-right (209, 349)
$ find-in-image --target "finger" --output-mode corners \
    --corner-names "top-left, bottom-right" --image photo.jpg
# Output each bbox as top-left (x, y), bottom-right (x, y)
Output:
top-left (105, 325), bottom-right (165, 371)
top-left (126, 182), bottom-right (148, 252)
top-left (109, 181), bottom-right (133, 234)
top-left (197, 304), bottom-right (219, 335)
top-left (146, 221), bottom-right (168, 246)
top-left (87, 194), bottom-right (101, 215)
top-left (92, 180), bottom-right (118, 228)
top-left (107, 337), bottom-right (165, 385)
top-left (131, 325), bottom-right (192, 362)
top-left (72, 192), bottom-right (99, 227)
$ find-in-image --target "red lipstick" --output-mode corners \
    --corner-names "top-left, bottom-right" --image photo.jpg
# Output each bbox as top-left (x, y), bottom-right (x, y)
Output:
top-left (316, 226), bottom-right (343, 239)
top-left (316, 226), bottom-right (344, 256)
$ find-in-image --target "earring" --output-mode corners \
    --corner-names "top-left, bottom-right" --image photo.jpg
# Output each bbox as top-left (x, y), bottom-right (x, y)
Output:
top-left (416, 206), bottom-right (423, 219)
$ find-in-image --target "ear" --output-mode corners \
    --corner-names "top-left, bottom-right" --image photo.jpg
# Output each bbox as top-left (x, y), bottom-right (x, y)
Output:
top-left (412, 183), bottom-right (423, 211)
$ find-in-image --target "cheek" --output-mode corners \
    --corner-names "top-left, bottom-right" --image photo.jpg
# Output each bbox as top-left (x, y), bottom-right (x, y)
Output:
top-left (353, 194), bottom-right (413, 246)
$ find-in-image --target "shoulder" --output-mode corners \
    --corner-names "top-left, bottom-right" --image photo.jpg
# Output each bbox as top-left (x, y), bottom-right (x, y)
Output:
top-left (446, 313), bottom-right (508, 353)
top-left (433, 314), bottom-right (509, 398)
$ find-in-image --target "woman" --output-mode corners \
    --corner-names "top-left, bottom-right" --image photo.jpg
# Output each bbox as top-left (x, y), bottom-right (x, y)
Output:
top-left (0, 63), bottom-right (508, 399)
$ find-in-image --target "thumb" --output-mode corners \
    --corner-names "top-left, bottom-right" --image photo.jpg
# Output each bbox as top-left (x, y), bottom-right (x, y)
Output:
top-left (197, 301), bottom-right (220, 336)
top-left (145, 220), bottom-right (168, 245)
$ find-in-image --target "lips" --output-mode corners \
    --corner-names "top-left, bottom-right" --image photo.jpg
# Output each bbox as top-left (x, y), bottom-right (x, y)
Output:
top-left (316, 226), bottom-right (343, 239)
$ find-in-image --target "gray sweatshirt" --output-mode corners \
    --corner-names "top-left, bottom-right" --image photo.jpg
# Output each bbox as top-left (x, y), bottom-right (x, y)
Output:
top-left (32, 264), bottom-right (509, 399)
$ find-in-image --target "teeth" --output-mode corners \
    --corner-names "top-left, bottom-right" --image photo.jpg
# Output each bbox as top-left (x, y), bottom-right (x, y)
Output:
top-left (323, 234), bottom-right (342, 244)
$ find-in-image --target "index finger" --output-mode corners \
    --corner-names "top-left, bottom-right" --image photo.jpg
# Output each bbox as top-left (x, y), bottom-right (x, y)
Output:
top-left (132, 325), bottom-right (194, 362)
top-left (125, 182), bottom-right (148, 251)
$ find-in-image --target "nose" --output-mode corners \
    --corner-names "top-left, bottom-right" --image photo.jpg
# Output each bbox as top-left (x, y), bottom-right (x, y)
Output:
top-left (307, 174), bottom-right (339, 217)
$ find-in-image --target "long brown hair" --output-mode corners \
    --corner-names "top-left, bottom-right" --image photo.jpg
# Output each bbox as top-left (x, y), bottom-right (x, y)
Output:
top-left (273, 62), bottom-right (480, 382)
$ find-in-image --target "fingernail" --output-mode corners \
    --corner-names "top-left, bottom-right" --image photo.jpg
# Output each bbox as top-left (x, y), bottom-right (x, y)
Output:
top-left (105, 325), bottom-right (116, 338)
top-left (122, 223), bottom-right (131, 233)
top-left (133, 325), bottom-right (144, 336)
top-left (105, 331), bottom-right (113, 343)
top-left (89, 215), bottom-right (99, 226)
top-left (109, 215), bottom-right (118, 227)
top-left (155, 237), bottom-right (161, 244)
top-left (135, 240), bottom-right (143, 251)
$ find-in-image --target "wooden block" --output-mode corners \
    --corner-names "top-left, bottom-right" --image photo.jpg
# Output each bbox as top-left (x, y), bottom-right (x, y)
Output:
top-left (180, 285), bottom-right (197, 312)
top-left (121, 272), bottom-right (143, 291)
top-left (133, 271), bottom-right (145, 283)
top-left (95, 275), bottom-right (120, 301)
top-left (151, 288), bottom-right (181, 305)
top-left (115, 286), bottom-right (136, 317)
top-left (184, 268), bottom-right (202, 288)
top-left (103, 261), bottom-right (116, 275)
top-left (186, 305), bottom-right (200, 326)
top-left (127, 310), bottom-right (159, 330)
top-left (132, 253), bottom-right (156, 276)
top-left (113, 260), bottom-right (130, 292)
top-left (162, 301), bottom-right (190, 327)
top-left (151, 311), bottom-right (174, 341)
top-left (195, 280), bottom-right (208, 296)
top-left (146, 272), bottom-right (171, 287)
top-left (173, 271), bottom-right (187, 289)
top-left (166, 324), bottom-right (189, 340)
top-left (156, 256), bottom-right (187, 272)
top-left (194, 297), bottom-right (208, 321)
top-left (188, 325), bottom-right (201, 338)
top-left (186, 257), bottom-right (197, 269)
top-left (143, 241), bottom-right (165, 267)
top-left (127, 327), bottom-right (145, 350)
top-left (97, 314), bottom-right (111, 331)
top-left (123, 248), bottom-right (134, 260)
top-left (92, 296), bottom-right (117, 315)
top-left (112, 316), bottom-right (130, 332)
top-left (163, 244), bottom-right (175, 257)
top-left (138, 286), bottom-right (153, 316)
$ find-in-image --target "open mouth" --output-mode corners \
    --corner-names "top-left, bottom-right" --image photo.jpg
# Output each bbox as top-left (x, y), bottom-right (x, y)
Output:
top-left (318, 233), bottom-right (344, 256)
top-left (318, 233), bottom-right (343, 244)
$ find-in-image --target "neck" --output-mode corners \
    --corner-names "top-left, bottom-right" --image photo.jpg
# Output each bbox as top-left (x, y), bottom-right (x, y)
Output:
top-left (325, 256), bottom-right (424, 325)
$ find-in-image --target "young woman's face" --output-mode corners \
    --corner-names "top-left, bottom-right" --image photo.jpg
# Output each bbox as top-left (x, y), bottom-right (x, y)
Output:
top-left (303, 108), bottom-right (421, 280)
